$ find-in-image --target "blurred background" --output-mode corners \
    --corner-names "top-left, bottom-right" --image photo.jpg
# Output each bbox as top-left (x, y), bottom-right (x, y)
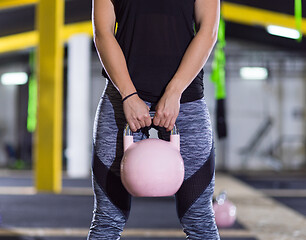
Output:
top-left (0, 0), bottom-right (305, 240)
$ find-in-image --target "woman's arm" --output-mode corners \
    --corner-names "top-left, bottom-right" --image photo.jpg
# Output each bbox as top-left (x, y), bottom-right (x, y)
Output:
top-left (92, 0), bottom-right (151, 132)
top-left (153, 0), bottom-right (220, 131)
top-left (92, 0), bottom-right (135, 98)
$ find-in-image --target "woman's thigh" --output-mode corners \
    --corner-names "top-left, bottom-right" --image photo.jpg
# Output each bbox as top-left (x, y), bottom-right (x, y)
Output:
top-left (175, 97), bottom-right (214, 179)
top-left (91, 81), bottom-right (148, 219)
top-left (175, 96), bottom-right (215, 214)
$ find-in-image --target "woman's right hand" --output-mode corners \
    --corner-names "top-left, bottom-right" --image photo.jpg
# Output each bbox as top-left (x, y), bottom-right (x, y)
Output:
top-left (122, 94), bottom-right (152, 132)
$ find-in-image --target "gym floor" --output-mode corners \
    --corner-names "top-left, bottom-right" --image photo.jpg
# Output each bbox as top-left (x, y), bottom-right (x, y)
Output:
top-left (0, 170), bottom-right (305, 240)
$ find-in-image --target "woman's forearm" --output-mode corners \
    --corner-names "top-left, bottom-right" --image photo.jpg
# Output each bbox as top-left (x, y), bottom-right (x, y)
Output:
top-left (94, 33), bottom-right (137, 98)
top-left (165, 27), bottom-right (219, 97)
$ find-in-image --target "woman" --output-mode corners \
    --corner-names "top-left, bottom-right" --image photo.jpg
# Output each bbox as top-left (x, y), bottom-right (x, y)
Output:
top-left (88, 0), bottom-right (220, 239)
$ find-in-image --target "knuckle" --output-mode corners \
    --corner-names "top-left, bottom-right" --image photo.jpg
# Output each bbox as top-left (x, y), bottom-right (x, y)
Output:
top-left (156, 111), bottom-right (162, 117)
top-left (164, 112), bottom-right (170, 117)
top-left (138, 113), bottom-right (149, 121)
top-left (129, 116), bottom-right (136, 122)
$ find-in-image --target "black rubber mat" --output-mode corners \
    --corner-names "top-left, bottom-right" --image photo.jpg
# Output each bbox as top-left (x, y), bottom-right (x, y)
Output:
top-left (233, 173), bottom-right (306, 190)
top-left (0, 193), bottom-right (247, 229)
top-left (274, 197), bottom-right (306, 216)
top-left (0, 174), bottom-right (254, 240)
top-left (0, 194), bottom-right (93, 228)
top-left (127, 197), bottom-right (181, 228)
top-left (128, 197), bottom-right (246, 230)
top-left (0, 177), bottom-right (92, 188)
top-left (0, 177), bottom-right (33, 187)
top-left (233, 172), bottom-right (306, 217)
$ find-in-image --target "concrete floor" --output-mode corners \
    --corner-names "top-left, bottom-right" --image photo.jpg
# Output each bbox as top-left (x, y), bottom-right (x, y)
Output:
top-left (0, 170), bottom-right (305, 240)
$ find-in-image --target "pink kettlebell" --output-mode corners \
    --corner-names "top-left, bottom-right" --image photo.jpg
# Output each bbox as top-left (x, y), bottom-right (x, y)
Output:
top-left (213, 191), bottom-right (237, 228)
top-left (120, 112), bottom-right (184, 197)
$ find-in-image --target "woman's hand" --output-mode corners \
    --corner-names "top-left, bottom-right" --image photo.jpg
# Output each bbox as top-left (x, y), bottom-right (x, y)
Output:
top-left (123, 94), bottom-right (152, 132)
top-left (153, 90), bottom-right (181, 132)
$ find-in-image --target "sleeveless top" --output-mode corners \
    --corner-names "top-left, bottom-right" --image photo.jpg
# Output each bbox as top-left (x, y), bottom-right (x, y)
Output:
top-left (102, 0), bottom-right (204, 103)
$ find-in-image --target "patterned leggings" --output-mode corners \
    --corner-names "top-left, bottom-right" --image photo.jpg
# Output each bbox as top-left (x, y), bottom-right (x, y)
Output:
top-left (87, 80), bottom-right (220, 239)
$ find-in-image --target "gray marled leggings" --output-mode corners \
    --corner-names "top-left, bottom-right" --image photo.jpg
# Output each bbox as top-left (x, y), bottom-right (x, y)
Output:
top-left (87, 80), bottom-right (220, 239)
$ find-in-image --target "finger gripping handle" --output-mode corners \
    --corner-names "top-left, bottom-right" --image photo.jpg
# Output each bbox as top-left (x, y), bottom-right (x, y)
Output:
top-left (123, 111), bottom-right (180, 152)
top-left (124, 111), bottom-right (179, 136)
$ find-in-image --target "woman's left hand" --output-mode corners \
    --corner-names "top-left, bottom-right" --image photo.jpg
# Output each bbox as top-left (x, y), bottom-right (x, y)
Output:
top-left (153, 89), bottom-right (181, 132)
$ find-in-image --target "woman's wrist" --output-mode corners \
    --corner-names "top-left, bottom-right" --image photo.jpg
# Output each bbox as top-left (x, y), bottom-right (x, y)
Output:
top-left (166, 77), bottom-right (184, 93)
top-left (165, 83), bottom-right (183, 99)
top-left (122, 91), bottom-right (138, 102)
top-left (118, 82), bottom-right (137, 99)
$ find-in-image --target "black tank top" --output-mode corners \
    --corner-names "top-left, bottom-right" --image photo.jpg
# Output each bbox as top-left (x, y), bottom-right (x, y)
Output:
top-left (102, 0), bottom-right (204, 103)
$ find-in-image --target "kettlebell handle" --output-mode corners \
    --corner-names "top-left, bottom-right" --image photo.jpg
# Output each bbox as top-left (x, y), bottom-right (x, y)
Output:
top-left (123, 111), bottom-right (180, 152)
top-left (123, 111), bottom-right (179, 136)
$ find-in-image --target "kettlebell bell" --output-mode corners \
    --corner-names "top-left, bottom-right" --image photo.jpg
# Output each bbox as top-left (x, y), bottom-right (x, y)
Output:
top-left (213, 191), bottom-right (237, 228)
top-left (120, 111), bottom-right (184, 197)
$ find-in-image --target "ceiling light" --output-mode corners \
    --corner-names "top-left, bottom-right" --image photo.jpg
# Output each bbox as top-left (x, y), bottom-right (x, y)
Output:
top-left (1, 72), bottom-right (28, 85)
top-left (240, 67), bottom-right (268, 80)
top-left (266, 25), bottom-right (301, 39)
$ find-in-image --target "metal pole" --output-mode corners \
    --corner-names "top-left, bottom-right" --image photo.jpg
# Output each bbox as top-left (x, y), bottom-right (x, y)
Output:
top-left (35, 0), bottom-right (64, 193)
